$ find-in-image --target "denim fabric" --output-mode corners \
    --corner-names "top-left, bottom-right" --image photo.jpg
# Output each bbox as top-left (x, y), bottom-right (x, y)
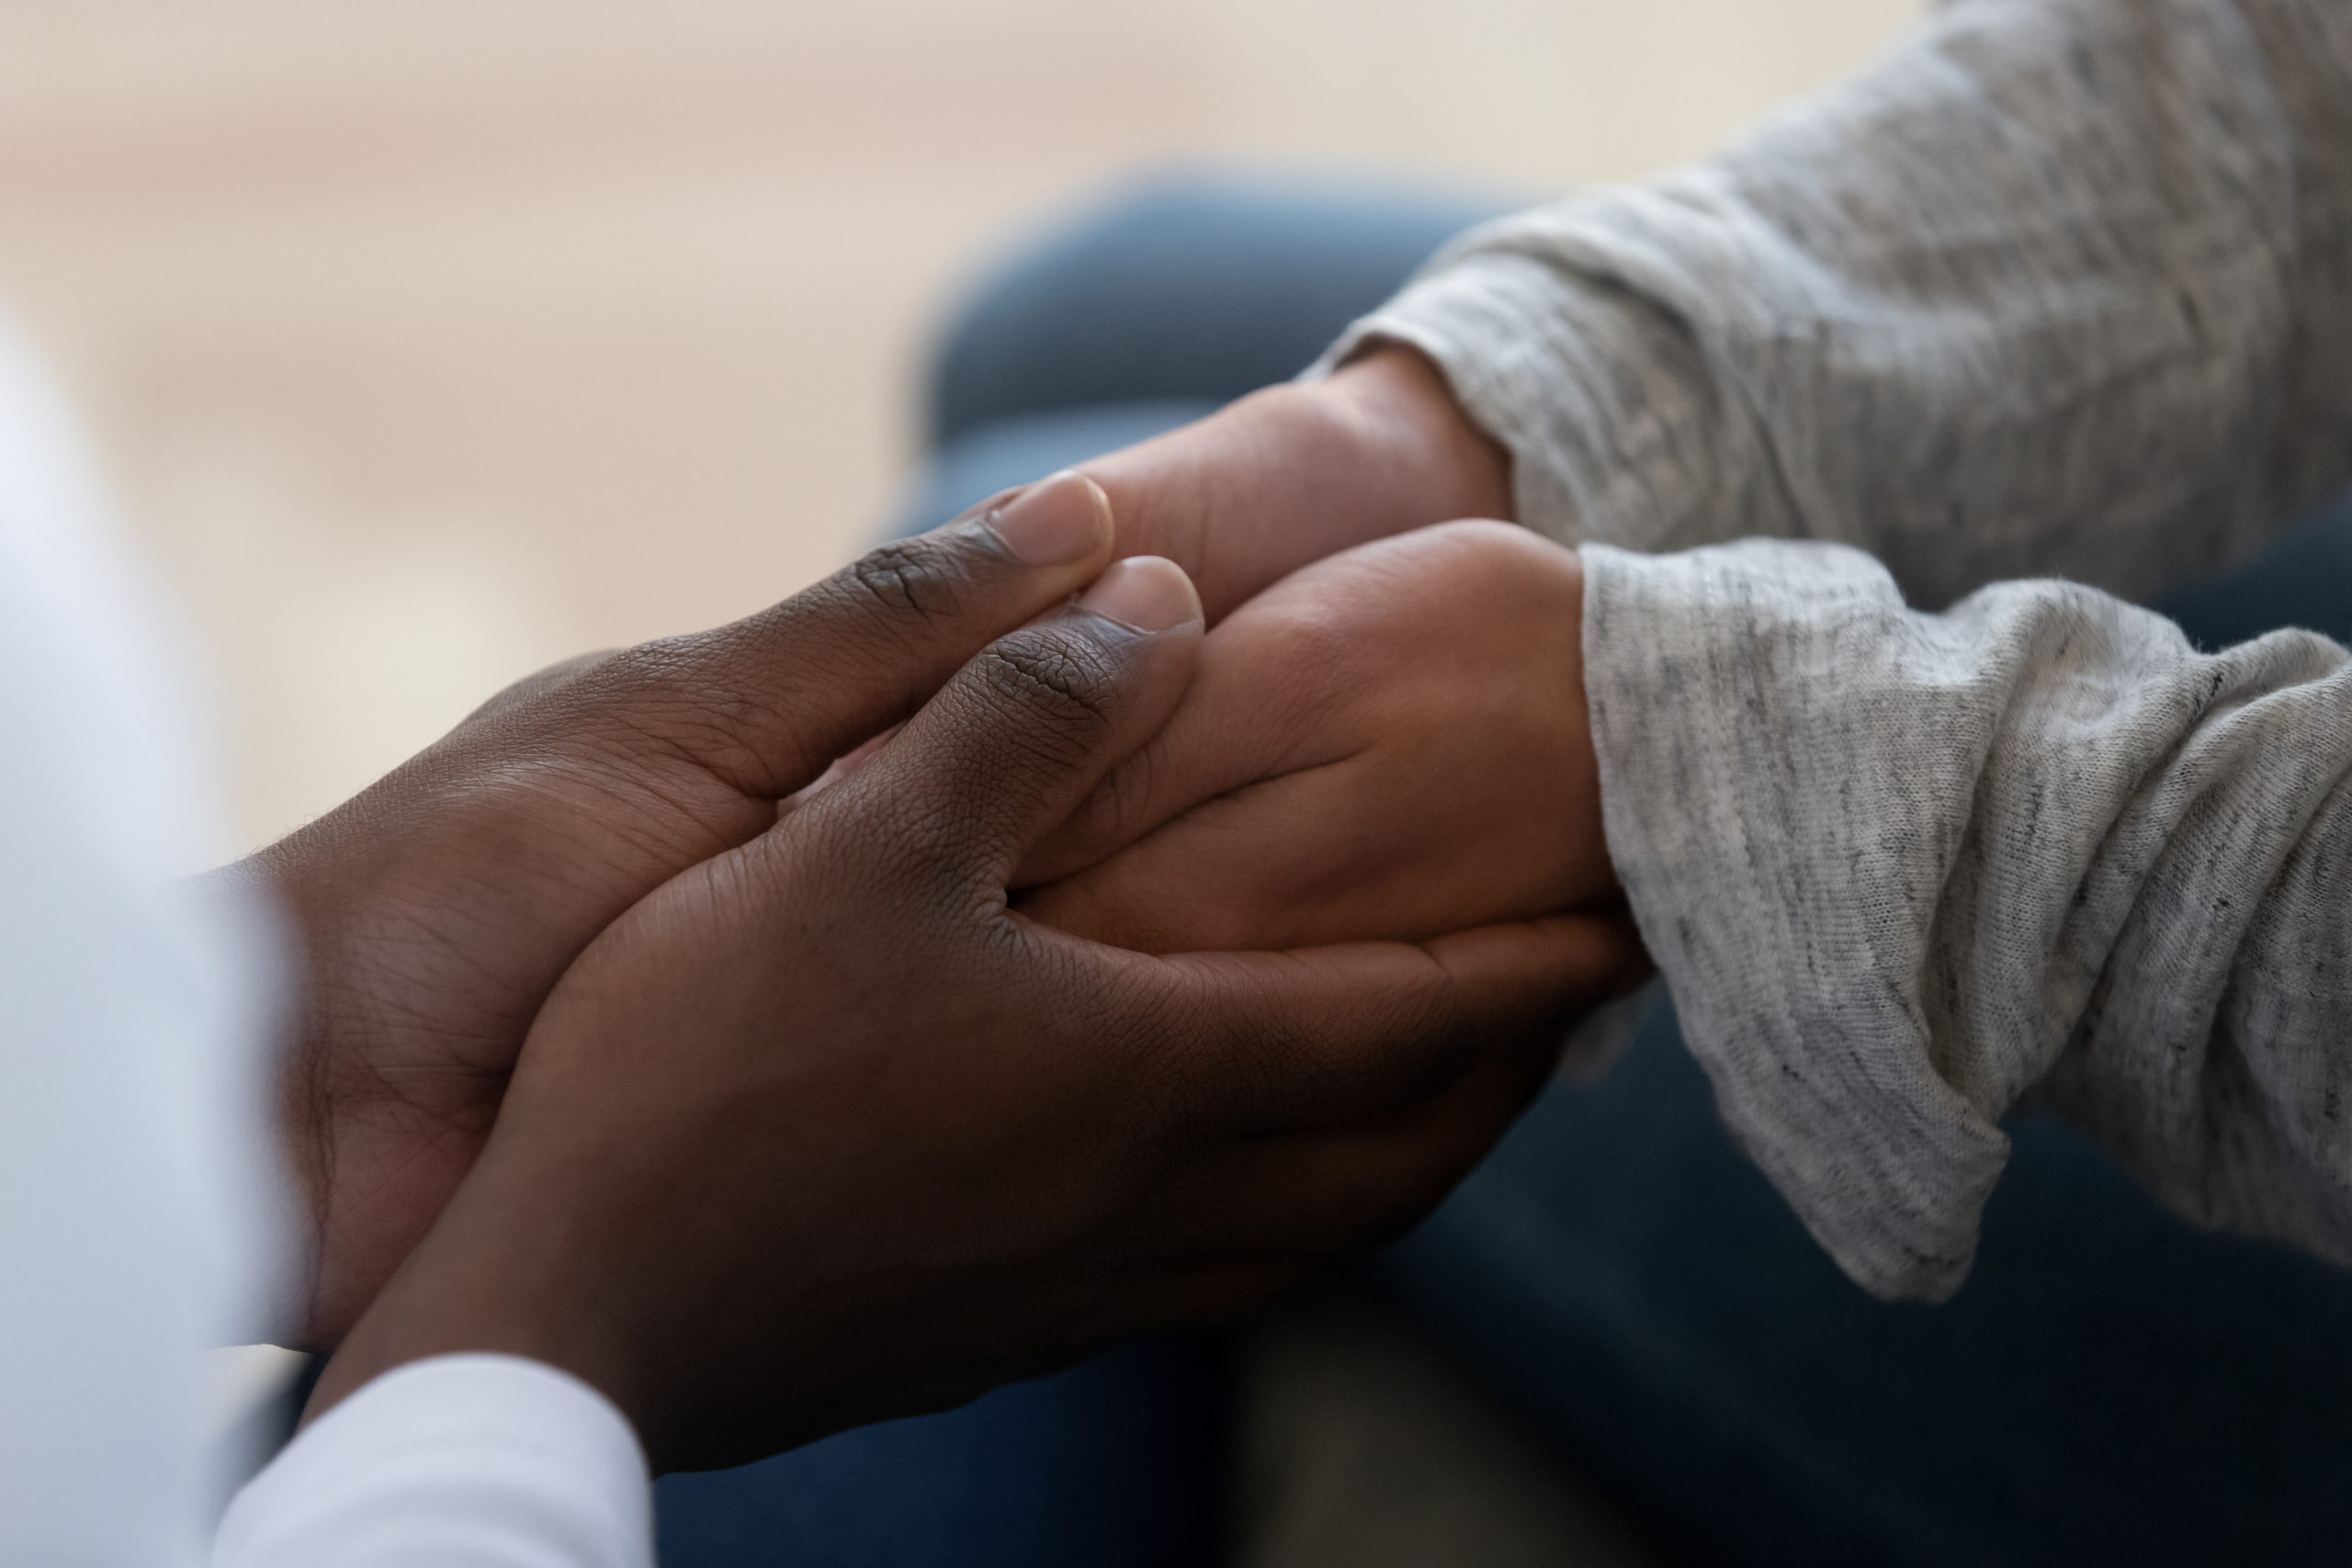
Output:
top-left (655, 1336), bottom-right (1232, 1568)
top-left (1377, 980), bottom-right (2352, 1568)
top-left (922, 166), bottom-right (1515, 448)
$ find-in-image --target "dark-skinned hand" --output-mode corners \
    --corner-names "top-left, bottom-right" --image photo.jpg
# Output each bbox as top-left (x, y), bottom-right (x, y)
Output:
top-left (245, 471), bottom-right (1133, 1348)
top-left (307, 551), bottom-right (1641, 1472)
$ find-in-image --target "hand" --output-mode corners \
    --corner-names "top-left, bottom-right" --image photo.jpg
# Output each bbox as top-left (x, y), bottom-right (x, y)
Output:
top-left (1017, 522), bottom-right (1635, 960)
top-left (245, 472), bottom-right (1129, 1348)
top-left (1079, 343), bottom-right (1513, 625)
top-left (308, 555), bottom-right (1640, 1472)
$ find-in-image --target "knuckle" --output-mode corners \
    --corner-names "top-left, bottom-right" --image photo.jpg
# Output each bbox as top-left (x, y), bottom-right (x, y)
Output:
top-left (578, 636), bottom-right (791, 773)
top-left (831, 537), bottom-right (978, 629)
top-left (966, 628), bottom-right (1122, 749)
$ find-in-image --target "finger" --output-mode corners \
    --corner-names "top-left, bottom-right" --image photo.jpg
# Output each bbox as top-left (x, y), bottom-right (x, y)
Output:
top-left (1131, 1044), bottom-right (1564, 1262)
top-left (1020, 761), bottom-right (1367, 952)
top-left (1136, 911), bottom-right (1646, 1134)
top-left (1014, 603), bottom-right (1347, 889)
top-left (552, 469), bottom-right (1117, 798)
top-left (823, 556), bottom-right (1206, 886)
top-left (1024, 748), bottom-right (1591, 953)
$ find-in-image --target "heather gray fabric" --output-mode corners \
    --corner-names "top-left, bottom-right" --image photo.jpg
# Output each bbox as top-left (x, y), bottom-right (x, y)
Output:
top-left (1321, 0), bottom-right (2352, 1299)
top-left (1585, 540), bottom-right (2352, 1301)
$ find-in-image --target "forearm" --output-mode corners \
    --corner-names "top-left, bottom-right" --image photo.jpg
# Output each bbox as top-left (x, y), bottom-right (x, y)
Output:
top-left (1584, 538), bottom-right (2352, 1300)
top-left (1334, 0), bottom-right (2352, 607)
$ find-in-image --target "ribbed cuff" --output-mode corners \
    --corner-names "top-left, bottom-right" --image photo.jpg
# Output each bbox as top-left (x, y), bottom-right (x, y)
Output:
top-left (1580, 540), bottom-right (2010, 1303)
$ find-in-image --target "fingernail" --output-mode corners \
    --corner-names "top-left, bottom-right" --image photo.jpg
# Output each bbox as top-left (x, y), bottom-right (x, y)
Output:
top-left (1075, 556), bottom-right (1202, 634)
top-left (981, 470), bottom-right (1111, 567)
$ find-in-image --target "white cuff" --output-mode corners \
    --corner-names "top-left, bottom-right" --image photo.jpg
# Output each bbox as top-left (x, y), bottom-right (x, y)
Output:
top-left (213, 1354), bottom-right (651, 1568)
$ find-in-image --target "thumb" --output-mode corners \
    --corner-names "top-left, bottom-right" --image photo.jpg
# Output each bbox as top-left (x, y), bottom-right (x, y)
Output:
top-left (558, 469), bottom-right (1118, 799)
top-left (819, 556), bottom-right (1205, 889)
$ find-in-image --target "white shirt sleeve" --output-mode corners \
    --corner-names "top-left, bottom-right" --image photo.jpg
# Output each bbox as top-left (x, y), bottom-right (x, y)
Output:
top-left (0, 313), bottom-right (656, 1562)
top-left (214, 1356), bottom-right (653, 1568)
top-left (0, 310), bottom-right (288, 1565)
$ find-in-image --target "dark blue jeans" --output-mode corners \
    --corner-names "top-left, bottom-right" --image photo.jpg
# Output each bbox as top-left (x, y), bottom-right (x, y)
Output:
top-left (657, 170), bottom-right (2352, 1568)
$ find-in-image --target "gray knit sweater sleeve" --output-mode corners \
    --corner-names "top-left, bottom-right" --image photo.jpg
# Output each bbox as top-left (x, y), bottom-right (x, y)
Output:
top-left (1319, 0), bottom-right (2352, 1299)
top-left (1329, 0), bottom-right (2352, 610)
top-left (1585, 540), bottom-right (2352, 1300)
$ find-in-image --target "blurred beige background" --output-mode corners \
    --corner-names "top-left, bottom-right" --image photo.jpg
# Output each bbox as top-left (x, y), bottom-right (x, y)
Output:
top-left (0, 0), bottom-right (1918, 849)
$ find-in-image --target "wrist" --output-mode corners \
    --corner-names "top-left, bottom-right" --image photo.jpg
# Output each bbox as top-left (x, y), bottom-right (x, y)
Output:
top-left (1080, 344), bottom-right (1511, 623)
top-left (1321, 342), bottom-right (1513, 527)
top-left (302, 1153), bottom-right (653, 1451)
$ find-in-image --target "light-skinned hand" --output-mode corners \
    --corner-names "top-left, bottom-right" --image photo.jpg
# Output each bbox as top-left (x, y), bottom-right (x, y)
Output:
top-left (1017, 522), bottom-right (1640, 965)
top-left (1079, 344), bottom-right (1514, 624)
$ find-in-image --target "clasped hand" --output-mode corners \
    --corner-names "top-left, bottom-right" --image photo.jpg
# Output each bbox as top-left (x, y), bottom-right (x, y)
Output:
top-left (263, 469), bottom-right (1639, 1472)
top-left (1022, 518), bottom-right (1621, 953)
